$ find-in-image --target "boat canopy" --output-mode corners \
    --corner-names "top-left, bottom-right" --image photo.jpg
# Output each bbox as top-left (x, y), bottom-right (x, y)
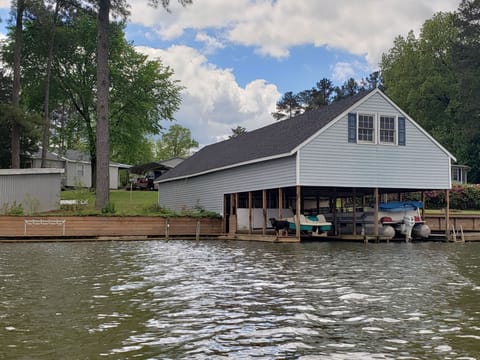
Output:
top-left (379, 201), bottom-right (423, 211)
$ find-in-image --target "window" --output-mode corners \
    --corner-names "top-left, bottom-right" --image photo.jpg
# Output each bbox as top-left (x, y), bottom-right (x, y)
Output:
top-left (348, 112), bottom-right (405, 146)
top-left (358, 114), bottom-right (374, 142)
top-left (379, 116), bottom-right (396, 144)
top-left (77, 164), bottom-right (84, 177)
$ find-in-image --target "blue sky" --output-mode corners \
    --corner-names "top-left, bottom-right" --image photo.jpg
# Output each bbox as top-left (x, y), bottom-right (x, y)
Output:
top-left (0, 0), bottom-right (460, 147)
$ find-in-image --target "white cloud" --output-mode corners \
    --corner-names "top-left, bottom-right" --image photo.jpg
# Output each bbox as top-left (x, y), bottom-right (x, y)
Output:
top-left (195, 32), bottom-right (225, 54)
top-left (136, 45), bottom-right (280, 146)
top-left (331, 62), bottom-right (355, 83)
top-left (331, 60), bottom-right (373, 83)
top-left (0, 1), bottom-right (9, 8)
top-left (129, 0), bottom-right (459, 65)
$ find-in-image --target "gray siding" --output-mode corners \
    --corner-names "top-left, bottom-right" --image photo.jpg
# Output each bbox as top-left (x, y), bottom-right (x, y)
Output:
top-left (109, 167), bottom-right (120, 189)
top-left (0, 169), bottom-right (63, 213)
top-left (158, 155), bottom-right (296, 214)
top-left (299, 92), bottom-right (451, 189)
top-left (65, 161), bottom-right (92, 188)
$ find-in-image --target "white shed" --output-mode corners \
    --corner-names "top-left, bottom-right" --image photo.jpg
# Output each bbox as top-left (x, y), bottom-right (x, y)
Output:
top-left (0, 168), bottom-right (64, 214)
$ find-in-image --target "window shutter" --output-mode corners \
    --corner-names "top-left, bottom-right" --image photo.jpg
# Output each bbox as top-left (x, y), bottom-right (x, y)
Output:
top-left (398, 117), bottom-right (406, 146)
top-left (348, 113), bottom-right (357, 143)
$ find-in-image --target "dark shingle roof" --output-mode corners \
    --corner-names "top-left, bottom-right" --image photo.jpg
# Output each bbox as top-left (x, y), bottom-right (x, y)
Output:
top-left (158, 90), bottom-right (373, 182)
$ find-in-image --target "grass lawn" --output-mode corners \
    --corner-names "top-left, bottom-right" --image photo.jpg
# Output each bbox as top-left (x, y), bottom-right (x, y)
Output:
top-left (425, 209), bottom-right (480, 215)
top-left (59, 189), bottom-right (220, 218)
top-left (60, 189), bottom-right (159, 215)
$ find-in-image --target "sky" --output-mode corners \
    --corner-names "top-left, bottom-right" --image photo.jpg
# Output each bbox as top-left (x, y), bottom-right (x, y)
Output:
top-left (0, 0), bottom-right (460, 148)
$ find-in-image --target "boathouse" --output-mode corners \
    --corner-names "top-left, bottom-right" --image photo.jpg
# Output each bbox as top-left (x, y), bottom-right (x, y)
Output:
top-left (156, 89), bottom-right (455, 241)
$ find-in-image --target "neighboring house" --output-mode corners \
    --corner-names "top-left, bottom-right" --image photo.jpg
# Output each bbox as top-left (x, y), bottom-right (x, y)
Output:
top-left (451, 164), bottom-right (470, 184)
top-left (155, 88), bottom-right (455, 234)
top-left (28, 149), bottom-right (130, 189)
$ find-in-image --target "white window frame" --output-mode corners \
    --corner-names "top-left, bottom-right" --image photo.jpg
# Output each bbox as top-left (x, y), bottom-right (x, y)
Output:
top-left (379, 114), bottom-right (397, 145)
top-left (356, 113), bottom-right (399, 145)
top-left (357, 113), bottom-right (376, 144)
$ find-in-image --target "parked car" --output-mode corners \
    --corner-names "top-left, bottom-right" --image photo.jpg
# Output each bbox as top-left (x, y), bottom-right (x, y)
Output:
top-left (127, 176), bottom-right (155, 190)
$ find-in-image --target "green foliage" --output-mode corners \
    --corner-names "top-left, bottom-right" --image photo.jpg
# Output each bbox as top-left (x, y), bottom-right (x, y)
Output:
top-left (380, 5), bottom-right (480, 182)
top-left (23, 193), bottom-right (40, 215)
top-left (229, 125), bottom-right (247, 139)
top-left (272, 73), bottom-right (380, 121)
top-left (101, 201), bottom-right (116, 214)
top-left (54, 190), bottom-right (221, 217)
top-left (272, 91), bottom-right (303, 121)
top-left (144, 204), bottom-right (222, 218)
top-left (1, 8), bottom-right (183, 168)
top-left (406, 185), bottom-right (480, 210)
top-left (1, 201), bottom-right (24, 216)
top-left (155, 124), bottom-right (199, 160)
top-left (0, 103), bottom-right (41, 168)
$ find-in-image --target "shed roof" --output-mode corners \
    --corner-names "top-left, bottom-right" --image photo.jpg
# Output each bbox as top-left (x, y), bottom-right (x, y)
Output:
top-left (31, 148), bottom-right (131, 168)
top-left (158, 90), bottom-right (373, 182)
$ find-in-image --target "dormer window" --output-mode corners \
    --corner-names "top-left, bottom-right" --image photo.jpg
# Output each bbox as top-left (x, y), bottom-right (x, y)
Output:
top-left (348, 112), bottom-right (406, 146)
top-left (358, 114), bottom-right (375, 143)
top-left (379, 115), bottom-right (396, 144)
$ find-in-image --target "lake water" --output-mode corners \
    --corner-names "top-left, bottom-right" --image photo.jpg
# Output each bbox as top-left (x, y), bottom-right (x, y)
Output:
top-left (0, 240), bottom-right (479, 359)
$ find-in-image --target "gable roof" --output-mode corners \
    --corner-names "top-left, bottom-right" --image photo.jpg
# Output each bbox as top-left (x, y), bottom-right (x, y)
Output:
top-left (158, 90), bottom-right (373, 182)
top-left (157, 88), bottom-right (455, 183)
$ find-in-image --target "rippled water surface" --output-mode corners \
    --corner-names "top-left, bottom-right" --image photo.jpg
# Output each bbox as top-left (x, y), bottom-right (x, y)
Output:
top-left (1, 240), bottom-right (479, 359)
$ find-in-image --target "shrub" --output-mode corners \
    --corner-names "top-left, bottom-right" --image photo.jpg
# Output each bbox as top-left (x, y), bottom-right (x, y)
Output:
top-left (421, 185), bottom-right (480, 210)
top-left (1, 201), bottom-right (24, 215)
top-left (101, 201), bottom-right (116, 214)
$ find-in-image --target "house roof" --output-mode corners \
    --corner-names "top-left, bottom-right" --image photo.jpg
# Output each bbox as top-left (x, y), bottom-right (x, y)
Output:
top-left (157, 88), bottom-right (456, 184)
top-left (158, 90), bottom-right (373, 182)
top-left (31, 148), bottom-right (131, 168)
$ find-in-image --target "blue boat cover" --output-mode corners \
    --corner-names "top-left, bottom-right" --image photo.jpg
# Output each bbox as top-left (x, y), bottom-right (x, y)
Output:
top-left (379, 201), bottom-right (423, 211)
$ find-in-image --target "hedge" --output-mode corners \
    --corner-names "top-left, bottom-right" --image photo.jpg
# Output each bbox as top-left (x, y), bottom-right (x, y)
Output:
top-left (420, 184), bottom-right (480, 210)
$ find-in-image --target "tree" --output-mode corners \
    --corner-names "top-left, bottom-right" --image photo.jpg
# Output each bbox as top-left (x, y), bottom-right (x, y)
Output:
top-left (333, 77), bottom-right (360, 101)
top-left (360, 71), bottom-right (383, 90)
top-left (21, 12), bottom-right (181, 187)
top-left (10, 0), bottom-right (25, 169)
top-left (380, 13), bottom-right (460, 154)
top-left (380, 8), bottom-right (480, 181)
top-left (94, 0), bottom-right (192, 209)
top-left (453, 0), bottom-right (480, 181)
top-left (271, 91), bottom-right (303, 121)
top-left (155, 124), bottom-right (198, 159)
top-left (95, 0), bottom-right (112, 208)
top-left (229, 125), bottom-right (247, 138)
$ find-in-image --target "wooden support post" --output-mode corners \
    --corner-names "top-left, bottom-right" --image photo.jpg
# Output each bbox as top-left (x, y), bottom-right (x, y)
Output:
top-left (353, 188), bottom-right (357, 236)
top-left (278, 188), bottom-right (283, 220)
top-left (296, 185), bottom-right (301, 240)
top-left (223, 194), bottom-right (227, 234)
top-left (333, 188), bottom-right (338, 236)
top-left (248, 191), bottom-right (252, 234)
top-left (196, 220), bottom-right (200, 241)
top-left (165, 218), bottom-right (169, 240)
top-left (374, 187), bottom-right (379, 240)
top-left (421, 191), bottom-right (426, 219)
top-left (235, 193), bottom-right (239, 233)
top-left (445, 189), bottom-right (450, 240)
top-left (262, 189), bottom-right (267, 235)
